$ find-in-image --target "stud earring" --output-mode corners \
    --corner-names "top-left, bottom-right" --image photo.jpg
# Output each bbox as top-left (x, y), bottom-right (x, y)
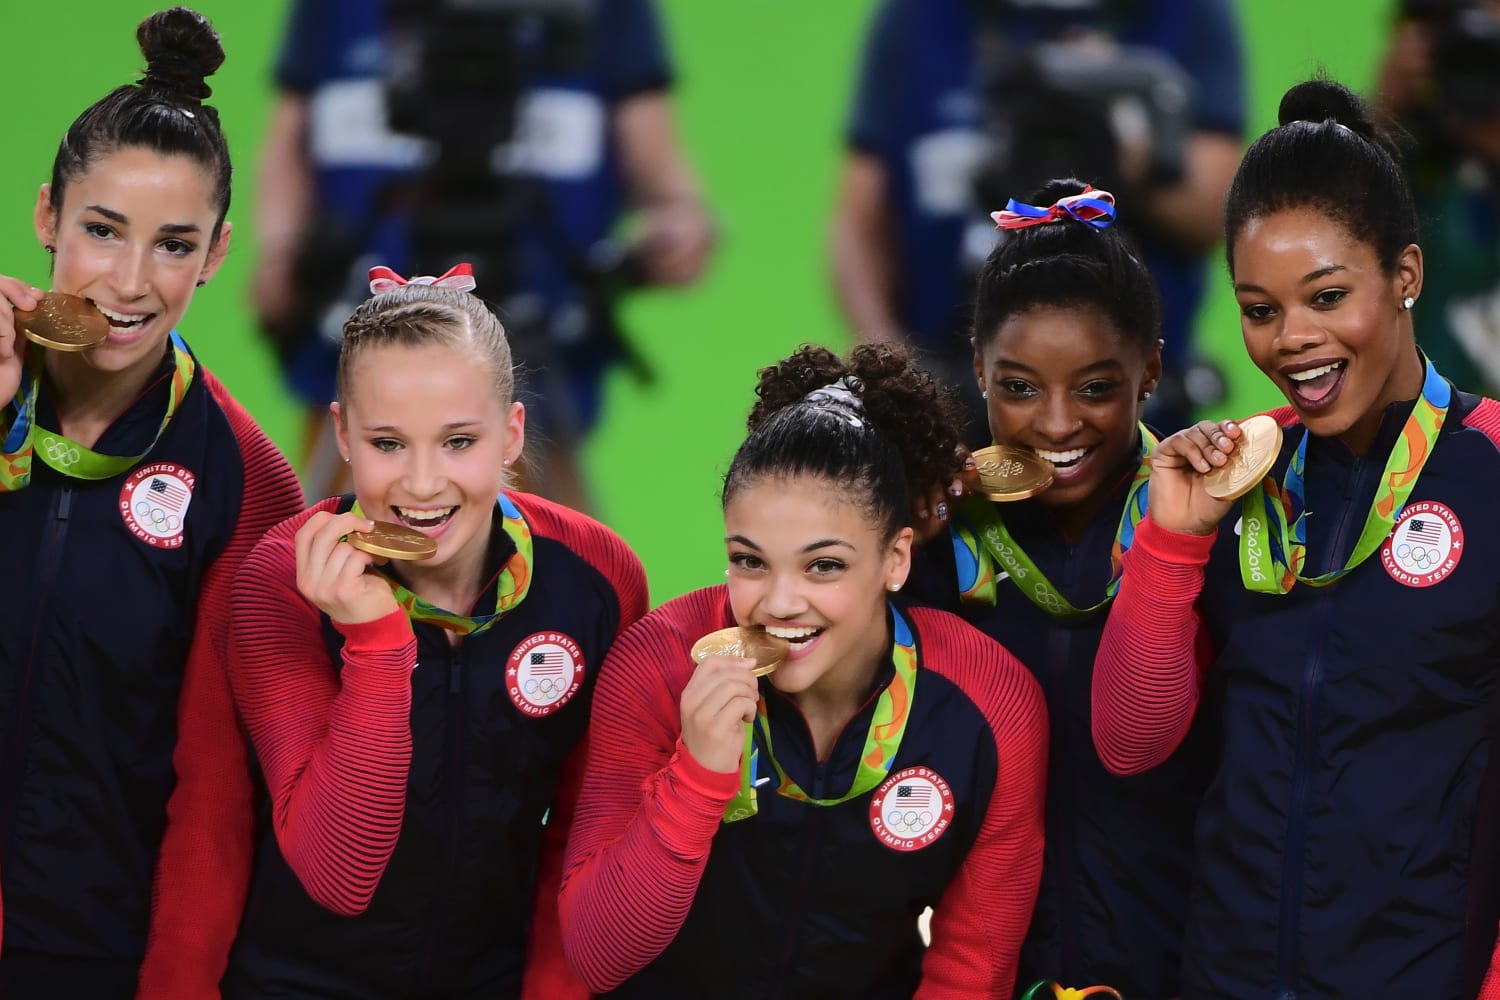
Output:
top-left (887, 582), bottom-right (902, 592)
top-left (196, 280), bottom-right (206, 288)
top-left (1403, 296), bottom-right (1415, 310)
top-left (341, 455), bottom-right (350, 464)
top-left (981, 389), bottom-right (988, 400)
top-left (44, 245), bottom-right (55, 254)
top-left (1141, 390), bottom-right (1153, 401)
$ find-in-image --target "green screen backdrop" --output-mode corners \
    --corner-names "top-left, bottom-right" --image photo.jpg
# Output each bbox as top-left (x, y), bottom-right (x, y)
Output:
top-left (3, 0), bottom-right (1389, 604)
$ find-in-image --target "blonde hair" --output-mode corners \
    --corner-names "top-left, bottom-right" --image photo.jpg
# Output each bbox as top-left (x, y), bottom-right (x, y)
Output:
top-left (336, 284), bottom-right (515, 403)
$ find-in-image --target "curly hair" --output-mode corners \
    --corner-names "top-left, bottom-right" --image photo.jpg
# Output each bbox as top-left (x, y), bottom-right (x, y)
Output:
top-left (725, 343), bottom-right (965, 538)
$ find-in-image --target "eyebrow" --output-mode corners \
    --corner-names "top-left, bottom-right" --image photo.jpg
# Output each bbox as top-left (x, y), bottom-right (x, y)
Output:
top-left (84, 204), bottom-right (202, 235)
top-left (996, 358), bottom-right (1126, 377)
top-left (1234, 264), bottom-right (1347, 294)
top-left (363, 420), bottom-right (484, 433)
top-left (725, 535), bottom-right (857, 553)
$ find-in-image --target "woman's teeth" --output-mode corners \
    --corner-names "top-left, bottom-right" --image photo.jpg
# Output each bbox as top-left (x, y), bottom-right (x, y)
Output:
top-left (1287, 361), bottom-right (1345, 382)
top-left (395, 505), bottom-right (457, 528)
top-left (1034, 447), bottom-right (1090, 468)
top-left (765, 625), bottom-right (822, 647)
top-left (97, 306), bottom-right (150, 330)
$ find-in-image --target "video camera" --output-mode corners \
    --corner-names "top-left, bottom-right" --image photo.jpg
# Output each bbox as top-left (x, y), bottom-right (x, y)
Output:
top-left (1401, 0), bottom-right (1500, 121)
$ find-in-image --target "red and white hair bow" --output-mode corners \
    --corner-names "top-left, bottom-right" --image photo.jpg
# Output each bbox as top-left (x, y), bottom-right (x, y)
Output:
top-left (368, 263), bottom-right (477, 295)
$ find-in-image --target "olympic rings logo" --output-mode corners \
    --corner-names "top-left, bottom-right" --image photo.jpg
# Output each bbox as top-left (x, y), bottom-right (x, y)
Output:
top-left (885, 808), bottom-right (936, 834)
top-left (1395, 542), bottom-right (1441, 571)
top-left (134, 499), bottom-right (181, 532)
top-left (522, 676), bottom-right (565, 699)
top-left (41, 436), bottom-right (81, 467)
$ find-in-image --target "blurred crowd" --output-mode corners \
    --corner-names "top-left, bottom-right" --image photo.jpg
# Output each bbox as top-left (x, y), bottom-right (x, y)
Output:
top-left (249, 0), bottom-right (1500, 506)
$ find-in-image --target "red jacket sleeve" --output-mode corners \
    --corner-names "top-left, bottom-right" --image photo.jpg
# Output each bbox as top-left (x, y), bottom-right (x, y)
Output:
top-left (136, 385), bottom-right (305, 999)
top-left (227, 506), bottom-right (419, 918)
top-left (1090, 515), bottom-right (1217, 777)
top-left (917, 620), bottom-right (1048, 999)
top-left (558, 597), bottom-right (740, 993)
top-left (1482, 935), bottom-right (1500, 1000)
top-left (517, 491), bottom-right (650, 1000)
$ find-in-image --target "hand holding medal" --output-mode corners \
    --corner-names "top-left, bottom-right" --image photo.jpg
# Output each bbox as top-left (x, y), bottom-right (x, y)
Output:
top-left (1148, 416), bottom-right (1281, 535)
top-left (0, 275), bottom-right (50, 406)
top-left (294, 510), bottom-right (404, 625)
top-left (680, 629), bottom-right (774, 774)
top-left (14, 292), bottom-right (110, 352)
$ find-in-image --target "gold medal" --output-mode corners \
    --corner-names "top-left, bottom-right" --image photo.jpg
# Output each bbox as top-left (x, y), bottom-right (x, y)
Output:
top-left (14, 293), bottom-right (110, 352)
top-left (971, 444), bottom-right (1055, 502)
top-left (347, 520), bottom-right (439, 561)
top-left (691, 627), bottom-right (789, 677)
top-left (1204, 414), bottom-right (1284, 502)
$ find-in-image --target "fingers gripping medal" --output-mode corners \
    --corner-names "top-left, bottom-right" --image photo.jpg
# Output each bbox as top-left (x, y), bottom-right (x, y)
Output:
top-left (1203, 414), bottom-right (1284, 502)
top-left (691, 627), bottom-right (789, 677)
top-left (347, 521), bottom-right (439, 561)
top-left (15, 293), bottom-right (110, 351)
top-left (970, 444), bottom-right (1055, 501)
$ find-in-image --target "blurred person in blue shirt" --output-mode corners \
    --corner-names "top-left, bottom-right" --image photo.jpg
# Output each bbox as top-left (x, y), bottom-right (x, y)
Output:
top-left (830, 0), bottom-right (1245, 442)
top-left (252, 0), bottom-right (714, 509)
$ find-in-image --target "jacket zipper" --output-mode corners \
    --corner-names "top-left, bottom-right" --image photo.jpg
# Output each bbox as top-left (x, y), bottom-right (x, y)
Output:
top-left (417, 644), bottom-right (467, 987)
top-left (1276, 455), bottom-right (1363, 997)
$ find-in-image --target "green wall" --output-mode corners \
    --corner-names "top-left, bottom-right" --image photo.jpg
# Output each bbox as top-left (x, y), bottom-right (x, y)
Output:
top-left (4, 1), bottom-right (1392, 604)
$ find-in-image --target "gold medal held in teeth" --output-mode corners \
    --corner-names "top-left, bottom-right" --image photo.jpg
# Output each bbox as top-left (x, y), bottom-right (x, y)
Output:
top-left (970, 444), bottom-right (1056, 502)
top-left (690, 627), bottom-right (789, 677)
top-left (1203, 413), bottom-right (1284, 502)
top-left (347, 520), bottom-right (439, 561)
top-left (14, 292), bottom-right (110, 352)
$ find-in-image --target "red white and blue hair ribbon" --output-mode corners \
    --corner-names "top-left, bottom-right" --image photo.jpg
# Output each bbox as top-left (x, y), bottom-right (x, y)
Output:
top-left (991, 186), bottom-right (1117, 232)
top-left (368, 263), bottom-right (477, 295)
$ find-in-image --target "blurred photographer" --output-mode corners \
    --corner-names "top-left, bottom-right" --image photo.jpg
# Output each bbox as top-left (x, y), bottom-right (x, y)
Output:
top-left (830, 0), bottom-right (1245, 440)
top-left (1378, 0), bottom-right (1500, 395)
top-left (253, 0), bottom-right (713, 508)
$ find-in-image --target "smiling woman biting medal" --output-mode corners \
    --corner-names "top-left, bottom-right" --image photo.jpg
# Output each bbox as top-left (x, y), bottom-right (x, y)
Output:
top-left (560, 343), bottom-right (1047, 999)
top-left (0, 10), bottom-right (306, 998)
top-left (221, 266), bottom-right (647, 999)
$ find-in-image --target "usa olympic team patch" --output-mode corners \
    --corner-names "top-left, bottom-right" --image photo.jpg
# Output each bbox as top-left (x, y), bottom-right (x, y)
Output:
top-left (119, 463), bottom-right (195, 548)
top-left (869, 766), bottom-right (954, 852)
top-left (507, 631), bottom-right (585, 717)
top-left (1381, 501), bottom-right (1463, 588)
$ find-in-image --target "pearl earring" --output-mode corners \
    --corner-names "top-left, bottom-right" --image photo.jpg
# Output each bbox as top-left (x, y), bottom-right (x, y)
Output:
top-left (887, 582), bottom-right (902, 592)
top-left (1403, 296), bottom-right (1415, 310)
top-left (1141, 390), bottom-right (1153, 401)
top-left (981, 390), bottom-right (988, 400)
top-left (341, 455), bottom-right (350, 464)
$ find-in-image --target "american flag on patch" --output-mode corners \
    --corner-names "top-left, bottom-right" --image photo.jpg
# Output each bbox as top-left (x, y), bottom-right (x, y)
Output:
top-left (1408, 519), bottom-right (1443, 544)
top-left (895, 784), bottom-right (932, 807)
top-left (529, 650), bottom-right (567, 675)
top-left (149, 477), bottom-right (189, 509)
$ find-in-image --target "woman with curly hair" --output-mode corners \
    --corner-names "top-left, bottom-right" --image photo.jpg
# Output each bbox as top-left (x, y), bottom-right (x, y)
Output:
top-left (558, 343), bottom-right (1048, 998)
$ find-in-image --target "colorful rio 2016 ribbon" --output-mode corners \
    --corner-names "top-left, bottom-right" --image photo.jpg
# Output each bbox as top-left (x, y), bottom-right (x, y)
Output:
top-left (1, 331), bottom-right (196, 493)
top-left (1239, 356), bottom-right (1449, 594)
top-left (949, 425), bottom-right (1156, 617)
top-left (992, 185), bottom-right (1117, 232)
top-left (721, 603), bottom-right (917, 823)
top-left (1019, 981), bottom-right (1123, 1000)
top-left (349, 493), bottom-right (533, 637)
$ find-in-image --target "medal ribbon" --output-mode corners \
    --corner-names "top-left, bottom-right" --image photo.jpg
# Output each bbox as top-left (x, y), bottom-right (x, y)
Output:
top-left (1239, 358), bottom-right (1449, 594)
top-left (0, 332), bottom-right (196, 491)
top-left (1019, 981), bottom-right (1123, 1000)
top-left (949, 425), bottom-right (1156, 617)
top-left (350, 493), bottom-right (534, 636)
top-left (722, 604), bottom-right (917, 823)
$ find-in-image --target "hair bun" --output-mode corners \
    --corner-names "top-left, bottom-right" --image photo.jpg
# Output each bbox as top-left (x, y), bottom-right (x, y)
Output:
top-left (137, 7), bottom-right (224, 103)
top-left (1277, 79), bottom-right (1378, 141)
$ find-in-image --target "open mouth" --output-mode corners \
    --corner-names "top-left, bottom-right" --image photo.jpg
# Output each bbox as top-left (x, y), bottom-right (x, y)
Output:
top-left (765, 625), bottom-right (824, 652)
top-left (1283, 360), bottom-right (1347, 410)
top-left (1032, 446), bottom-right (1093, 471)
top-left (96, 304), bottom-right (155, 335)
top-left (394, 505), bottom-right (458, 531)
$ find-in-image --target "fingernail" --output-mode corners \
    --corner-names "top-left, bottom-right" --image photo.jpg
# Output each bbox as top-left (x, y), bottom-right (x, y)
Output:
top-left (964, 457), bottom-right (977, 470)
